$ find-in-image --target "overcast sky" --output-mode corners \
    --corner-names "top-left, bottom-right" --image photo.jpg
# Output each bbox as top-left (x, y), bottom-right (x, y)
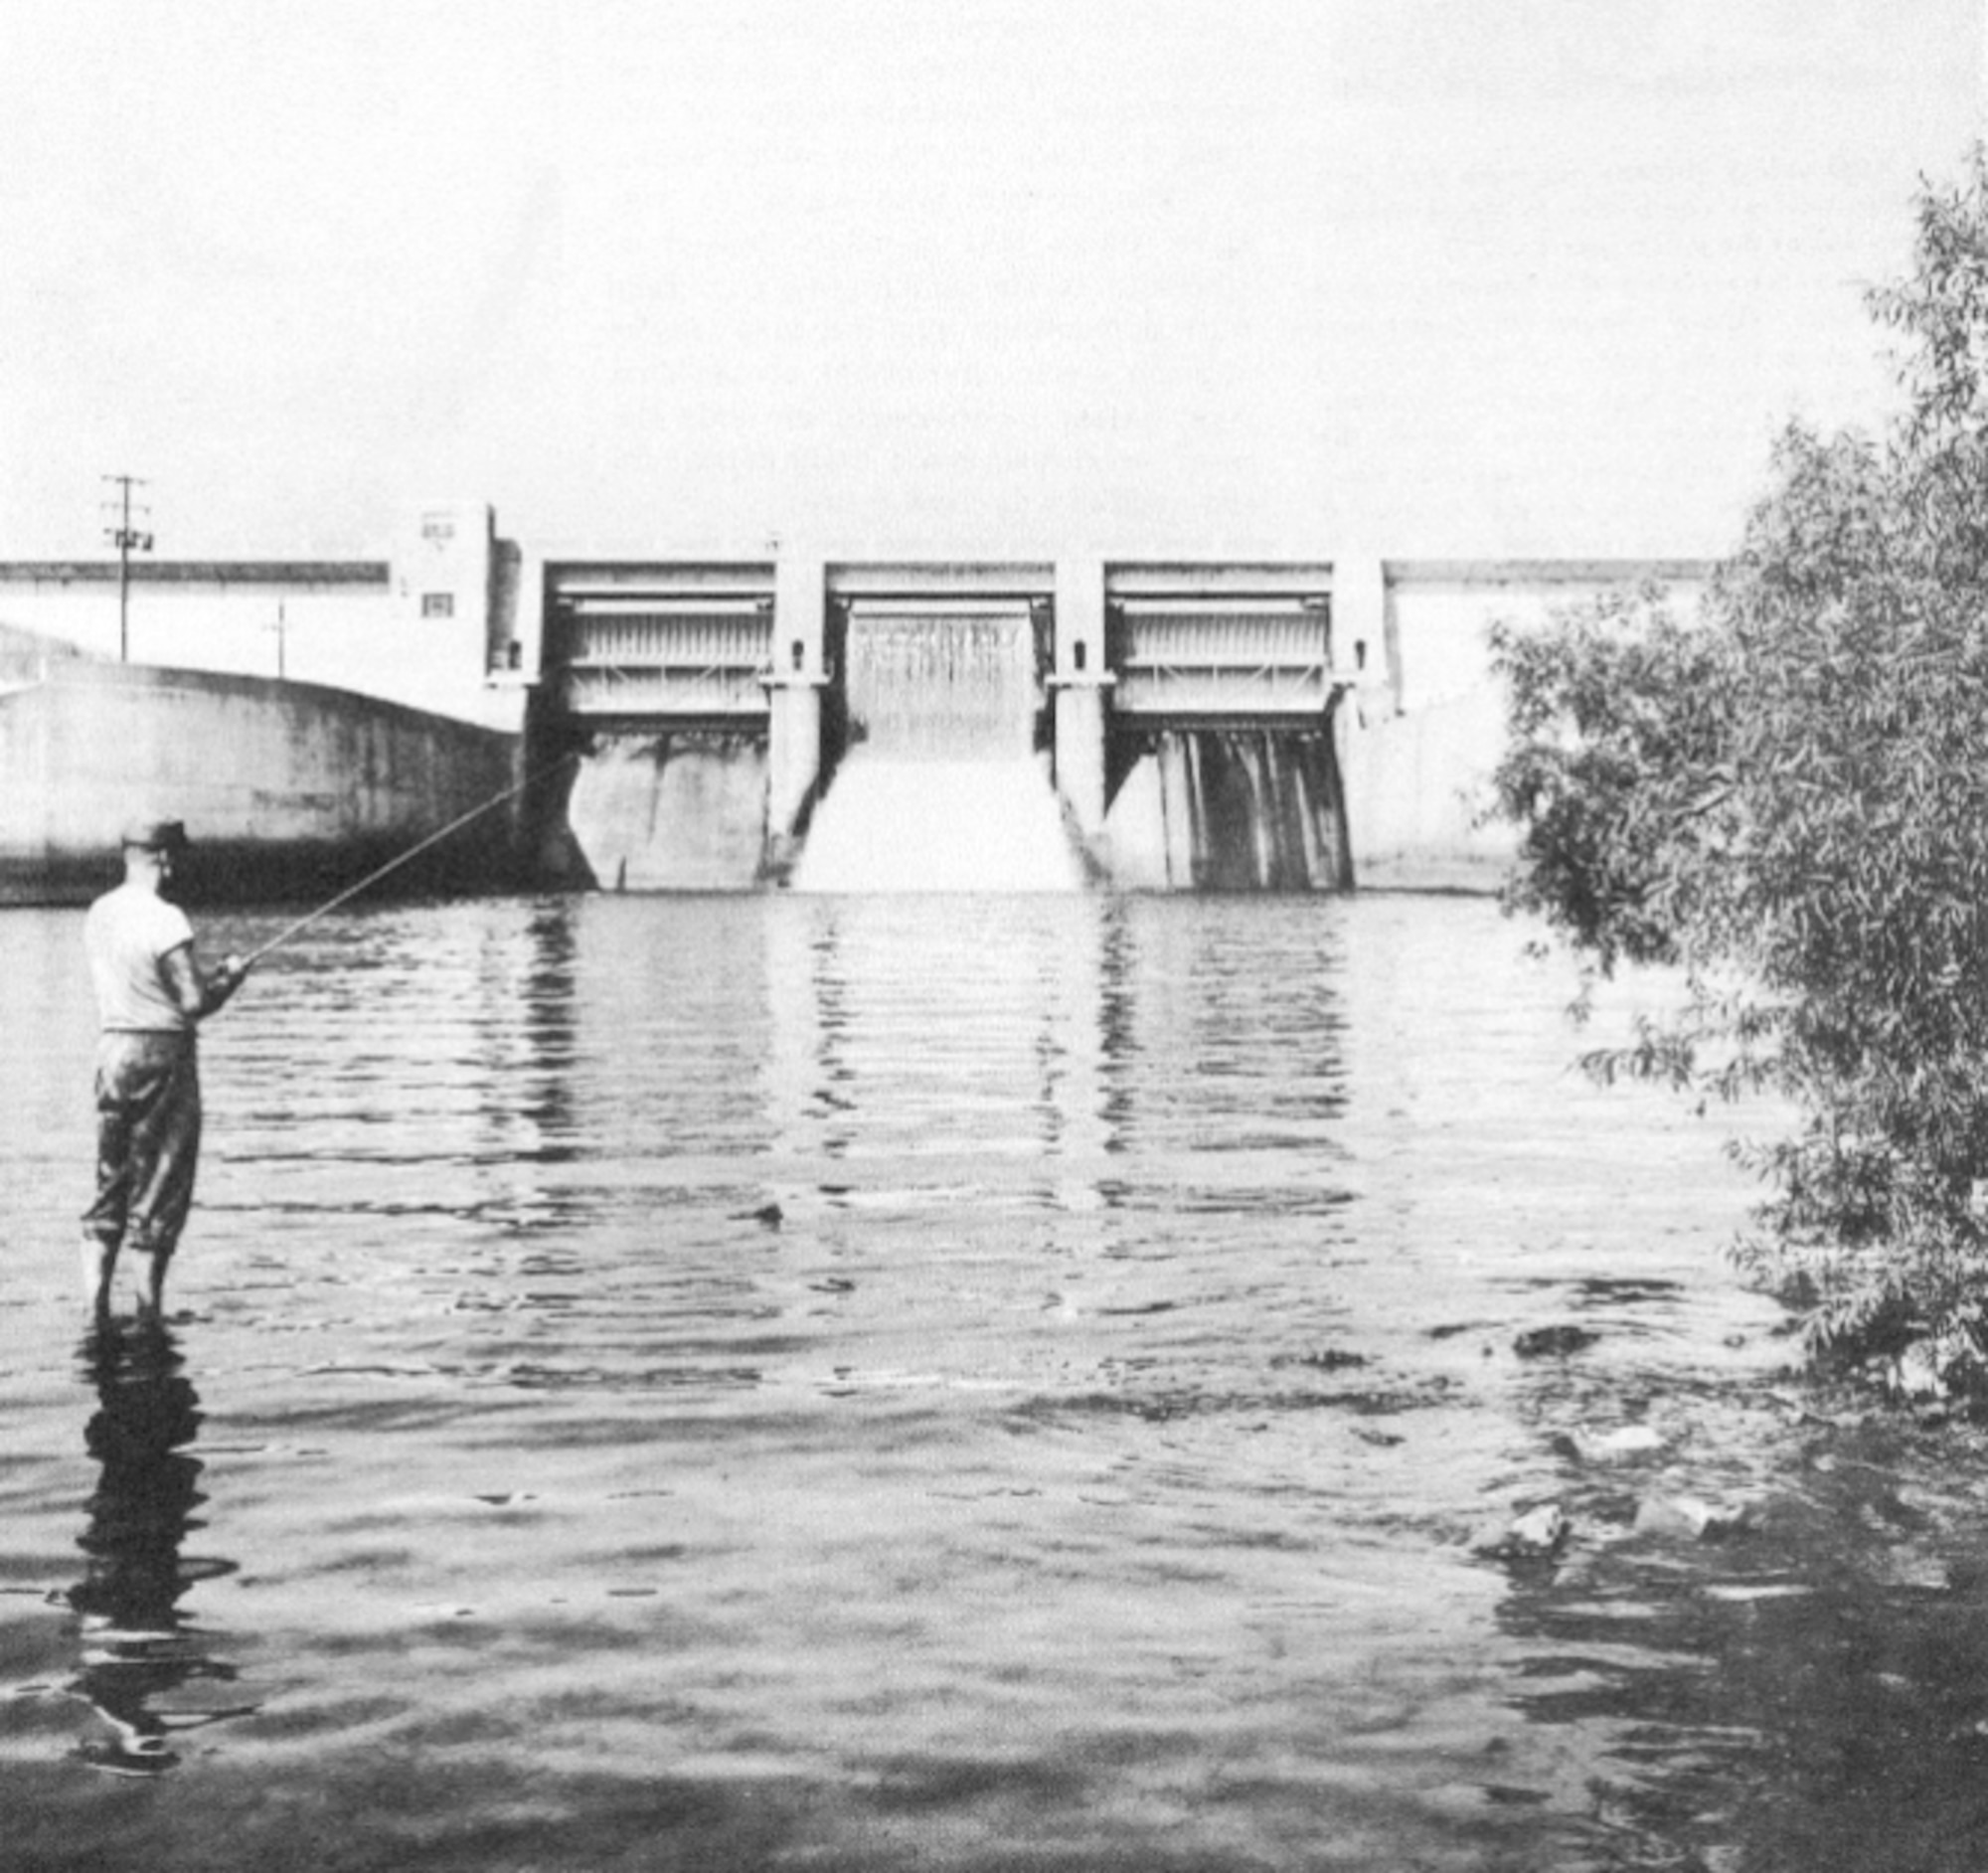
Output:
top-left (0, 1), bottom-right (1979, 563)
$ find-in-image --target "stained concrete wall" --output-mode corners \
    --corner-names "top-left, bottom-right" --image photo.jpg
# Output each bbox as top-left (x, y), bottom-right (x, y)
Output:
top-left (1096, 728), bottom-right (1352, 891)
top-left (0, 661), bottom-right (522, 904)
top-left (562, 733), bottom-right (770, 892)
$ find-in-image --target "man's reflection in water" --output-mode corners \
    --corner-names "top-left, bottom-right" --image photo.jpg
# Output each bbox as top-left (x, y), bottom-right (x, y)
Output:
top-left (66, 1319), bottom-right (249, 1776)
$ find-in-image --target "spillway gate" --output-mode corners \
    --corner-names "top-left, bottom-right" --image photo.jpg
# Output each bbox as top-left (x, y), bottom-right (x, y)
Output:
top-left (534, 557), bottom-right (1358, 891)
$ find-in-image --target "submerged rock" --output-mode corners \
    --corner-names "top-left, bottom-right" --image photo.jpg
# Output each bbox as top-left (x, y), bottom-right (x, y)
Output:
top-left (1632, 1493), bottom-right (1749, 1542)
top-left (1272, 1348), bottom-right (1370, 1372)
top-left (1475, 1501), bottom-right (1571, 1562)
top-left (1554, 1424), bottom-right (1670, 1463)
top-left (1514, 1325), bottom-right (1601, 1360)
top-left (1889, 1344), bottom-right (1947, 1403)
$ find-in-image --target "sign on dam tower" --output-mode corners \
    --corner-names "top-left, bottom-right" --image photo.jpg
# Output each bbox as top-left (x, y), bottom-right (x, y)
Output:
top-left (536, 555), bottom-right (1357, 893)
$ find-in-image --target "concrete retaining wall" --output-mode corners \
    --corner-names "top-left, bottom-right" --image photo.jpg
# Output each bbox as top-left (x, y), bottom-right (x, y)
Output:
top-left (1335, 687), bottom-right (1516, 892)
top-left (0, 662), bottom-right (524, 904)
top-left (1329, 559), bottom-right (1716, 891)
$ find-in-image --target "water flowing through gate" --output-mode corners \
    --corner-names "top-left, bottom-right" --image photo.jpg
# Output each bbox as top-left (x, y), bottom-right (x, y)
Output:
top-left (1095, 573), bottom-right (1353, 890)
top-left (790, 598), bottom-right (1083, 893)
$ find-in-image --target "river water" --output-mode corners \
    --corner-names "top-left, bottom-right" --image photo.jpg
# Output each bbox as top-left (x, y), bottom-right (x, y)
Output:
top-left (4, 891), bottom-right (1988, 1872)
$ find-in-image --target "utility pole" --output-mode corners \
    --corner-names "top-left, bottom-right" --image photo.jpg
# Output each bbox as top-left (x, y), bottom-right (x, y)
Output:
top-left (100, 474), bottom-right (153, 663)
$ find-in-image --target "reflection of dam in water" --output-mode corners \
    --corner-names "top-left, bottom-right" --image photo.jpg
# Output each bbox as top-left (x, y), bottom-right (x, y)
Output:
top-left (540, 559), bottom-right (1360, 894)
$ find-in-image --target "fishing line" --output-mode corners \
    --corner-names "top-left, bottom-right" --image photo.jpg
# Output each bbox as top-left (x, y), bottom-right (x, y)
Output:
top-left (238, 750), bottom-right (580, 967)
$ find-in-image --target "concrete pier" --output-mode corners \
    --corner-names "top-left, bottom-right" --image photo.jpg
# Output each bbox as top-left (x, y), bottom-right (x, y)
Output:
top-left (764, 554), bottom-right (827, 872)
top-left (1050, 557), bottom-right (1110, 840)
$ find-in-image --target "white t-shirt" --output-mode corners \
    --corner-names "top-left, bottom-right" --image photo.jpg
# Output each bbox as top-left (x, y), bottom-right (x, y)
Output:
top-left (83, 883), bottom-right (197, 1033)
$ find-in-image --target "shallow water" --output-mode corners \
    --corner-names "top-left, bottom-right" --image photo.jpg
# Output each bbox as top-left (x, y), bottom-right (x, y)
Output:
top-left (4, 892), bottom-right (1988, 1871)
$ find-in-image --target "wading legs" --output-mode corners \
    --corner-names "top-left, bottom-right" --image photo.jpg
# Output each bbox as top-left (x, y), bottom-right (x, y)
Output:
top-left (80, 1238), bottom-right (117, 1314)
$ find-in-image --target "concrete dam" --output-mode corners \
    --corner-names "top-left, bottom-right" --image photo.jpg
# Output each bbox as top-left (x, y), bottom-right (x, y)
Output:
top-left (0, 506), bottom-right (1712, 899)
top-left (540, 558), bottom-right (1358, 894)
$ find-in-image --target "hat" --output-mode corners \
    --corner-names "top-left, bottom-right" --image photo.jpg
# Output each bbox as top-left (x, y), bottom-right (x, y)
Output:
top-left (121, 817), bottom-right (191, 853)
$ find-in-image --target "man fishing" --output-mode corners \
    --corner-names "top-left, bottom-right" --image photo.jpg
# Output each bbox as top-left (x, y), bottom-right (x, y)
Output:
top-left (81, 818), bottom-right (251, 1316)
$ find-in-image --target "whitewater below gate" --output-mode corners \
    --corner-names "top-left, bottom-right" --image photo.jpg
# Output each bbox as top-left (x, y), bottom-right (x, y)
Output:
top-left (4, 891), bottom-right (1988, 1872)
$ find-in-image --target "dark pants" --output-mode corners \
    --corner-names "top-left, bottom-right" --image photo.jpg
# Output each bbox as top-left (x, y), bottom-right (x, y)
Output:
top-left (83, 1032), bottom-right (202, 1263)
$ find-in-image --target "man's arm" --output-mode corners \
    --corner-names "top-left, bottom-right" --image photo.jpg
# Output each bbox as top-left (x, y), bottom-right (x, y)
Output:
top-left (160, 941), bottom-right (250, 1021)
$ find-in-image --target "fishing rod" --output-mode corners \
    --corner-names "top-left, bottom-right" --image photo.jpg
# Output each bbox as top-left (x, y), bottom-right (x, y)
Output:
top-left (238, 750), bottom-right (579, 968)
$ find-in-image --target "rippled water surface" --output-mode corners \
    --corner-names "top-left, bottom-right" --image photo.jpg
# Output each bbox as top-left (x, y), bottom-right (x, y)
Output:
top-left (6, 892), bottom-right (1988, 1871)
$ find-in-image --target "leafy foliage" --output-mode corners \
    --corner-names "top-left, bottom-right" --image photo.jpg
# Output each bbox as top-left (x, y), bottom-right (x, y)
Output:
top-left (1489, 148), bottom-right (1988, 1381)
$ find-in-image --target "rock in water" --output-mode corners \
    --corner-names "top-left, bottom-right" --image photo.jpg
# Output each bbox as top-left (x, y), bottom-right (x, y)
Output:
top-left (1574, 1424), bottom-right (1669, 1461)
top-left (1475, 1501), bottom-right (1571, 1561)
top-left (1514, 1325), bottom-right (1600, 1359)
top-left (1633, 1494), bottom-right (1745, 1541)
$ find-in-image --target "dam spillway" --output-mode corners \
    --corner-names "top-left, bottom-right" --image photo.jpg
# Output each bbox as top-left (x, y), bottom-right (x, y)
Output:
top-left (536, 557), bottom-right (1357, 894)
top-left (1112, 726), bottom-right (1351, 892)
top-left (790, 756), bottom-right (1084, 894)
top-left (792, 595), bottom-right (1084, 894)
top-left (840, 597), bottom-right (1042, 763)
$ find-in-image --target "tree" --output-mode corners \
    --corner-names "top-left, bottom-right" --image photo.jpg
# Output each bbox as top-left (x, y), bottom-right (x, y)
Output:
top-left (1488, 147), bottom-right (1988, 1387)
